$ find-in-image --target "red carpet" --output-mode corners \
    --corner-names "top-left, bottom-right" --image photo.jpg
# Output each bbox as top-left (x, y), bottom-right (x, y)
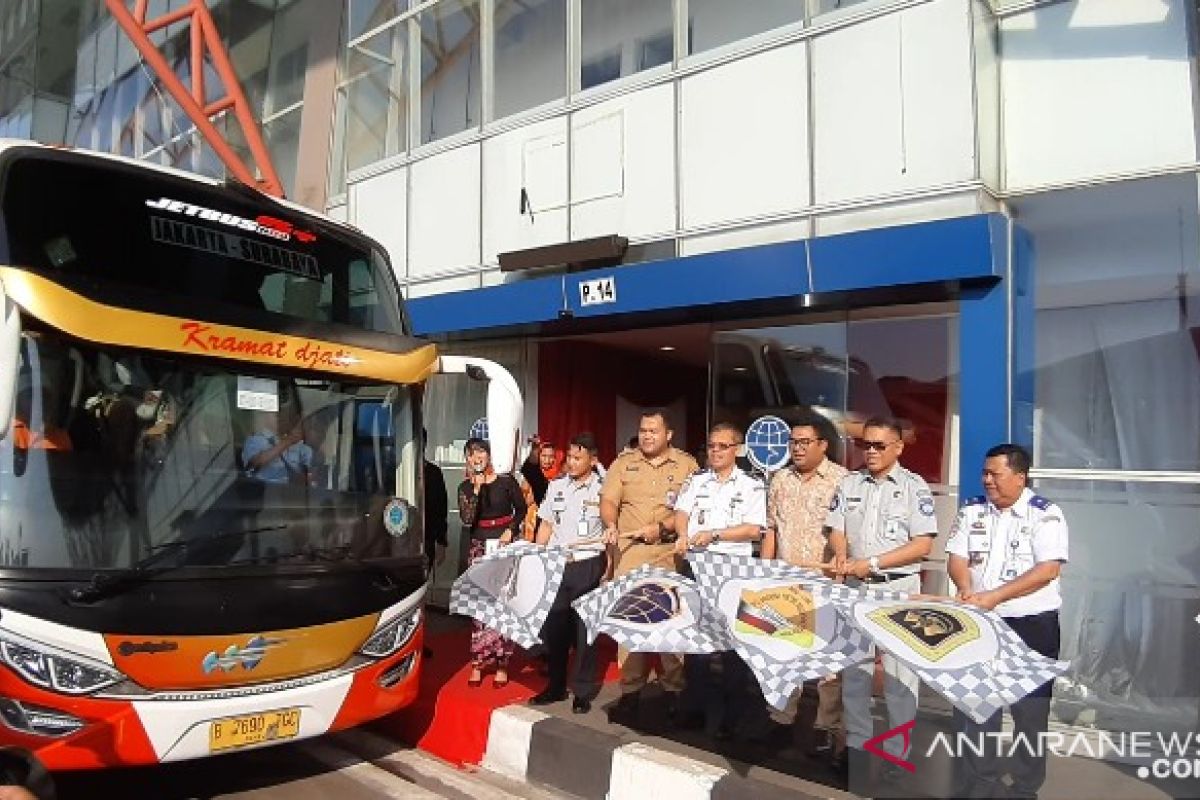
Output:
top-left (371, 624), bottom-right (618, 766)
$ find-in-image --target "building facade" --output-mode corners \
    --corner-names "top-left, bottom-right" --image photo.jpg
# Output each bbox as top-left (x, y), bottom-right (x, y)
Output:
top-left (0, 0), bottom-right (1197, 745)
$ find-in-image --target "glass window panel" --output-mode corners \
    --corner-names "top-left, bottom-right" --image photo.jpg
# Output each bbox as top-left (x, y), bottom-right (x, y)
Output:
top-left (419, 0), bottom-right (481, 144)
top-left (93, 88), bottom-right (114, 153)
top-left (687, 0), bottom-right (803, 56)
top-left (346, 26), bottom-right (407, 172)
top-left (1033, 479), bottom-right (1200, 733)
top-left (95, 19), bottom-right (117, 91)
top-left (114, 70), bottom-right (143, 158)
top-left (33, 0), bottom-right (80, 98)
top-left (139, 76), bottom-right (166, 154)
top-left (0, 39), bottom-right (33, 123)
top-left (493, 0), bottom-right (566, 120)
top-left (328, 86), bottom-right (349, 196)
top-left (265, 0), bottom-right (310, 115)
top-left (264, 108), bottom-right (302, 199)
top-left (580, 0), bottom-right (671, 90)
top-left (1022, 176), bottom-right (1200, 471)
top-left (71, 32), bottom-right (97, 115)
top-left (349, 0), bottom-right (406, 42)
top-left (847, 314), bottom-right (956, 484)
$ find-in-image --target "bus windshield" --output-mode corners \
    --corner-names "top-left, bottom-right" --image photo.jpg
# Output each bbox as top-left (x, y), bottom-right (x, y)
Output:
top-left (0, 329), bottom-right (421, 572)
top-left (0, 148), bottom-right (406, 338)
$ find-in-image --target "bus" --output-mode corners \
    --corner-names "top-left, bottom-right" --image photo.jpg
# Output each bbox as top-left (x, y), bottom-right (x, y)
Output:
top-left (0, 142), bottom-right (522, 769)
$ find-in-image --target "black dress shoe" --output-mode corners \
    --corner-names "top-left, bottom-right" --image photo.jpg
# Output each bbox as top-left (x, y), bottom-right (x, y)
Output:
top-left (608, 692), bottom-right (640, 724)
top-left (572, 696), bottom-right (592, 714)
top-left (529, 689), bottom-right (567, 706)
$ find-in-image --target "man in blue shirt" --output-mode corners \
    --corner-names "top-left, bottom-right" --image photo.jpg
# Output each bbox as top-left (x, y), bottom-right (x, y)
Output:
top-left (242, 408), bottom-right (314, 484)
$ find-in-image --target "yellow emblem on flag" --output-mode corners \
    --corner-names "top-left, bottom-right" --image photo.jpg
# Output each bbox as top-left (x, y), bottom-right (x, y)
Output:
top-left (868, 605), bottom-right (981, 662)
top-left (734, 585), bottom-right (817, 648)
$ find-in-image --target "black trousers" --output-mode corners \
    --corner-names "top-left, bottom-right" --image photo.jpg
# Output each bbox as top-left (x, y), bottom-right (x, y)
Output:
top-left (953, 610), bottom-right (1060, 800)
top-left (541, 556), bottom-right (605, 700)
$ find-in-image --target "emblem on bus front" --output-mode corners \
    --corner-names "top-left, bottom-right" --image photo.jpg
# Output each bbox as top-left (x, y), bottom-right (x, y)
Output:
top-left (201, 635), bottom-right (284, 673)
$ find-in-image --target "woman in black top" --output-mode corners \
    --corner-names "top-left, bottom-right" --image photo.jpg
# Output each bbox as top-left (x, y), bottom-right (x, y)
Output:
top-left (457, 437), bottom-right (527, 688)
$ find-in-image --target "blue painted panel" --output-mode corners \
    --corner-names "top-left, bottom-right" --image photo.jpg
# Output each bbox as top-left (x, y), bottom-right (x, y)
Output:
top-left (956, 216), bottom-right (1013, 500)
top-left (409, 213), bottom-right (1007, 336)
top-left (408, 276), bottom-right (565, 337)
top-left (809, 214), bottom-right (1004, 293)
top-left (565, 239), bottom-right (810, 318)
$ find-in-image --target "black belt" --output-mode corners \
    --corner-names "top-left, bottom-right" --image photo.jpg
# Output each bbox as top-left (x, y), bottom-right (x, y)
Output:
top-left (862, 571), bottom-right (917, 584)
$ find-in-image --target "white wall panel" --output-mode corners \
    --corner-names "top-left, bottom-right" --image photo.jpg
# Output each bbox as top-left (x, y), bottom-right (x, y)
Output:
top-left (680, 43), bottom-right (810, 229)
top-left (409, 145), bottom-right (482, 276)
top-left (680, 218), bottom-right (809, 257)
top-left (571, 83), bottom-right (676, 240)
top-left (814, 192), bottom-right (986, 238)
top-left (349, 167), bottom-right (407, 278)
top-left (813, 0), bottom-right (975, 205)
top-left (482, 117), bottom-right (569, 266)
top-left (1002, 0), bottom-right (1198, 189)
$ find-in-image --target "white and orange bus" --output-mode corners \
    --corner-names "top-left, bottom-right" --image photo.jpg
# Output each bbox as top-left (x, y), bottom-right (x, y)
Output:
top-left (0, 142), bottom-right (521, 769)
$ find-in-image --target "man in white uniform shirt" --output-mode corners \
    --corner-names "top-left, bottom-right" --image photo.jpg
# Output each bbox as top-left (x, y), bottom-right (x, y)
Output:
top-left (530, 433), bottom-right (607, 714)
top-left (826, 417), bottom-right (939, 781)
top-left (946, 443), bottom-right (1068, 800)
top-left (672, 422), bottom-right (767, 736)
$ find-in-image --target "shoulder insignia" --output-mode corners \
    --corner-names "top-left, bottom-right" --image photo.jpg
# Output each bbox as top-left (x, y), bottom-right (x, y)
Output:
top-left (1029, 495), bottom-right (1052, 511)
top-left (963, 496), bottom-right (987, 506)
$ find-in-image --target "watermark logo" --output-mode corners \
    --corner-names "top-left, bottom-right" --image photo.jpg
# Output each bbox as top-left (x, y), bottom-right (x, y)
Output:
top-left (865, 719), bottom-right (917, 773)
top-left (926, 729), bottom-right (1200, 784)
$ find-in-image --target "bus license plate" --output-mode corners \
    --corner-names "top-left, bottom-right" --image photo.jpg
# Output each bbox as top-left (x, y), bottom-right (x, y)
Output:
top-left (209, 708), bottom-right (301, 752)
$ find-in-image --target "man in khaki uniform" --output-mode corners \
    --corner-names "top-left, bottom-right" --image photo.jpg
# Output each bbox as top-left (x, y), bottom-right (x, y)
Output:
top-left (601, 410), bottom-right (699, 724)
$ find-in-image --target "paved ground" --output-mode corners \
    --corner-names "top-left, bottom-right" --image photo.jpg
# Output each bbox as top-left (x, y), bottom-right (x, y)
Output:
top-left (524, 676), bottom-right (1200, 799)
top-left (50, 733), bottom-right (559, 800)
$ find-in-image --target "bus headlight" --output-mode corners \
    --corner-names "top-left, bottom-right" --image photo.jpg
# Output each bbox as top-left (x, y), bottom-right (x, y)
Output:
top-left (0, 636), bottom-right (124, 695)
top-left (358, 608), bottom-right (421, 659)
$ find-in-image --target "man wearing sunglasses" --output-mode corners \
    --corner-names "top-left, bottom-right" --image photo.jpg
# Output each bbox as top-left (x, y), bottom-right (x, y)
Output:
top-left (825, 416), bottom-right (939, 784)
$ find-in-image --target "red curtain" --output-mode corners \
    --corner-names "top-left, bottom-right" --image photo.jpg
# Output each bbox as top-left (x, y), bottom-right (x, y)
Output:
top-left (537, 341), bottom-right (707, 466)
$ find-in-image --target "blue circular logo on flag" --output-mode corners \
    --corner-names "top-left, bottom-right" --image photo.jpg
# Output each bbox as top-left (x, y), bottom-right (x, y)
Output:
top-left (469, 417), bottom-right (489, 441)
top-left (745, 416), bottom-right (792, 473)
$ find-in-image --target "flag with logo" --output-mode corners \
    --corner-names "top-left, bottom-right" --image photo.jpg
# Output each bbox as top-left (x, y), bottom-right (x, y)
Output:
top-left (848, 598), bottom-right (1070, 723)
top-left (449, 541), bottom-right (570, 649)
top-left (572, 565), bottom-right (733, 653)
top-left (686, 551), bottom-right (911, 709)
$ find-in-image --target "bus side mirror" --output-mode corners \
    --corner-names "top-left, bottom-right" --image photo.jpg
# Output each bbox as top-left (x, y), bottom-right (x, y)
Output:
top-left (0, 280), bottom-right (20, 439)
top-left (436, 355), bottom-right (523, 474)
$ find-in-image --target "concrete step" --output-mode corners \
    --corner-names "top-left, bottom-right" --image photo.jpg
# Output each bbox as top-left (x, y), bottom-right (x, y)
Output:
top-left (480, 701), bottom-right (857, 800)
top-left (328, 727), bottom-right (577, 800)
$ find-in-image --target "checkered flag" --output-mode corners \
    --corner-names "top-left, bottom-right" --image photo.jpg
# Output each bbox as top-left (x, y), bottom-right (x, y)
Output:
top-left (572, 565), bottom-right (733, 654)
top-left (847, 598), bottom-right (1070, 723)
top-left (686, 552), bottom-right (912, 709)
top-left (449, 542), bottom-right (570, 649)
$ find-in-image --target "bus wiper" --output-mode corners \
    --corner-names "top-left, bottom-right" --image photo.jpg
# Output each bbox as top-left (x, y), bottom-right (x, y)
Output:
top-left (67, 525), bottom-right (288, 604)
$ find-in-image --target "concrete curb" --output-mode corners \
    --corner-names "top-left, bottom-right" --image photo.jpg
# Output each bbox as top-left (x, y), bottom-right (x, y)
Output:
top-left (481, 705), bottom-right (847, 800)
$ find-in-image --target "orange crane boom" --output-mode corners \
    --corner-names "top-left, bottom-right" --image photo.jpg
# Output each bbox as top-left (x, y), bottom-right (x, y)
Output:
top-left (105, 0), bottom-right (285, 197)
